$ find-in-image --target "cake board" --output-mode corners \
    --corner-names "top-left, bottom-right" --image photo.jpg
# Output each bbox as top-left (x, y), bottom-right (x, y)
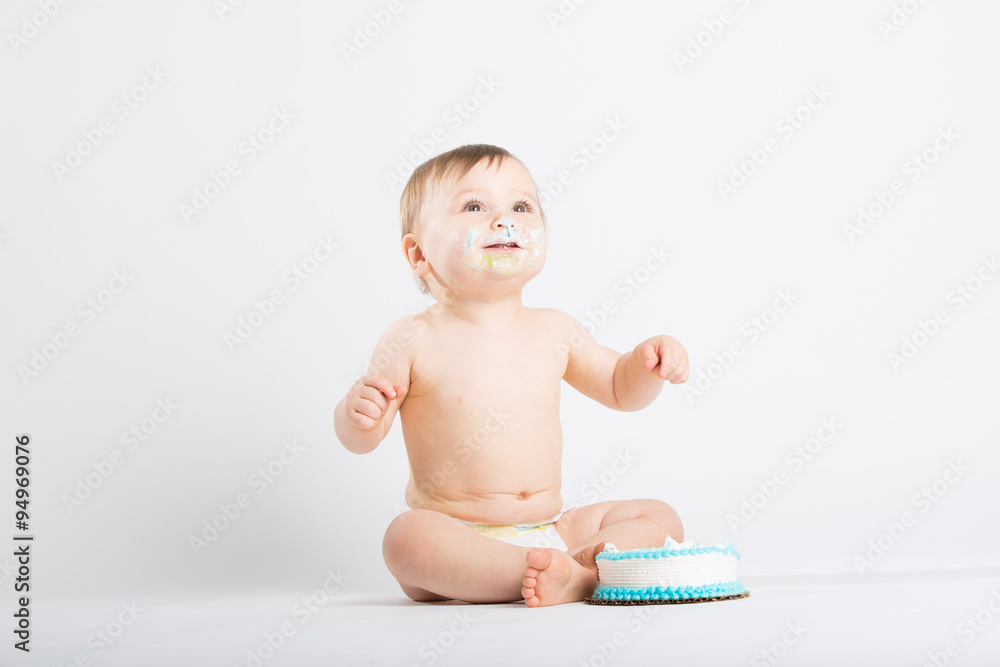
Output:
top-left (584, 590), bottom-right (750, 605)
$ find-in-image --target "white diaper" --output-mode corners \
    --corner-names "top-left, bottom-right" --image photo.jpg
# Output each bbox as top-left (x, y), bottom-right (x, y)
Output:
top-left (462, 504), bottom-right (578, 551)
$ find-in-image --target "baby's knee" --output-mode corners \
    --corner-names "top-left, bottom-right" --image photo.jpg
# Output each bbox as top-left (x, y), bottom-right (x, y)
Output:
top-left (643, 499), bottom-right (684, 541)
top-left (382, 509), bottom-right (440, 574)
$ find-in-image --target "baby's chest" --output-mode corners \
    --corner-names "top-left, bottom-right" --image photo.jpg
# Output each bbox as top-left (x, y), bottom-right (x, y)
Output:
top-left (416, 335), bottom-right (564, 404)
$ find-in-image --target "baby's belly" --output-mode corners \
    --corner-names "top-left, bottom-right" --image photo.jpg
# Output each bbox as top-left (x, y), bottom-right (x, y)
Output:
top-left (400, 402), bottom-right (565, 524)
top-left (409, 486), bottom-right (565, 525)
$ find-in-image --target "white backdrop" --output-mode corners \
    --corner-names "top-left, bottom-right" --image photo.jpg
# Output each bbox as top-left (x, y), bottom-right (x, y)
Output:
top-left (1, 0), bottom-right (998, 610)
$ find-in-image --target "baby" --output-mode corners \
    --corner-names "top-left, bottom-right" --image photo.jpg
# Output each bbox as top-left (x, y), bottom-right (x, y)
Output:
top-left (334, 144), bottom-right (689, 606)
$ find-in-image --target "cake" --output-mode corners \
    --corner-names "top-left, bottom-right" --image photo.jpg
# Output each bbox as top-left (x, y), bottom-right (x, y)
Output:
top-left (585, 537), bottom-right (749, 605)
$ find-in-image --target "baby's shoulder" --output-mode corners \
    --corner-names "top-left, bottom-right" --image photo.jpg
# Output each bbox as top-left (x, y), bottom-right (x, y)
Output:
top-left (526, 306), bottom-right (578, 329)
top-left (378, 308), bottom-right (450, 351)
top-left (525, 307), bottom-right (591, 348)
top-left (379, 311), bottom-right (428, 342)
top-left (367, 313), bottom-right (428, 375)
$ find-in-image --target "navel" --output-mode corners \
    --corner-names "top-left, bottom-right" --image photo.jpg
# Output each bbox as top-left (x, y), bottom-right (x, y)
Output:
top-left (516, 491), bottom-right (528, 501)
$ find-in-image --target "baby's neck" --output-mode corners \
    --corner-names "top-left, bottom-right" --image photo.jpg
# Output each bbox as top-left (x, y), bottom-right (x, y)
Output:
top-left (433, 293), bottom-right (525, 328)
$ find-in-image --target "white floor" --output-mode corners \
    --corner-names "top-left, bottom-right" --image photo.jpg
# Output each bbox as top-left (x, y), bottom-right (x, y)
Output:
top-left (26, 569), bottom-right (1000, 667)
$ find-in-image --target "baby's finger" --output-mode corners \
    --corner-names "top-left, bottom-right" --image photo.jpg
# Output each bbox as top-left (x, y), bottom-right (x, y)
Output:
top-left (363, 374), bottom-right (398, 400)
top-left (655, 350), bottom-right (675, 379)
top-left (359, 384), bottom-right (389, 409)
top-left (655, 352), bottom-right (672, 378)
top-left (353, 395), bottom-right (384, 421)
top-left (668, 358), bottom-right (689, 384)
top-left (347, 407), bottom-right (377, 431)
top-left (640, 346), bottom-right (659, 372)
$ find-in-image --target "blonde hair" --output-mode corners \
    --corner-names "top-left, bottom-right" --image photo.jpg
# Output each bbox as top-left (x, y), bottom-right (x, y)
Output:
top-left (399, 144), bottom-right (547, 295)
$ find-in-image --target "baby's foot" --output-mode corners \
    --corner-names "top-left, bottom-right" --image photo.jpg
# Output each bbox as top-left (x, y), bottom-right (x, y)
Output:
top-left (571, 542), bottom-right (608, 579)
top-left (521, 548), bottom-right (598, 607)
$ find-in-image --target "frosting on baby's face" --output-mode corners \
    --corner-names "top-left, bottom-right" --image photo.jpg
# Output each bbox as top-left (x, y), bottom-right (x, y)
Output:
top-left (408, 158), bottom-right (547, 298)
top-left (459, 215), bottom-right (546, 277)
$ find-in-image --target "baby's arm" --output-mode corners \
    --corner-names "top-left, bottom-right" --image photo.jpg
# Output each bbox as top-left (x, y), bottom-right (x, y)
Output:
top-left (553, 310), bottom-right (688, 412)
top-left (334, 318), bottom-right (412, 454)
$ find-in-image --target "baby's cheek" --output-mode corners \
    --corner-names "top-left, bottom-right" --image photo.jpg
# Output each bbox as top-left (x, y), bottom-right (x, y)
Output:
top-left (459, 226), bottom-right (482, 257)
top-left (524, 229), bottom-right (546, 265)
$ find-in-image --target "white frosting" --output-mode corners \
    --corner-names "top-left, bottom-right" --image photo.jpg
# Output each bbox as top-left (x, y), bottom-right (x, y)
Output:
top-left (596, 552), bottom-right (739, 588)
top-left (604, 538), bottom-right (710, 552)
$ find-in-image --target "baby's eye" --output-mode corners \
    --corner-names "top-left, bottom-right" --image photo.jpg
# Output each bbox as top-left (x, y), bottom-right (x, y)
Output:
top-left (513, 201), bottom-right (534, 214)
top-left (463, 200), bottom-right (485, 212)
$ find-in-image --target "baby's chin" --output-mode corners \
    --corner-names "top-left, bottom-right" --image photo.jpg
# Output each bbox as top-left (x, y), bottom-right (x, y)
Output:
top-left (471, 245), bottom-right (545, 273)
top-left (477, 254), bottom-right (528, 277)
top-left (434, 264), bottom-right (542, 297)
top-left (474, 255), bottom-right (548, 284)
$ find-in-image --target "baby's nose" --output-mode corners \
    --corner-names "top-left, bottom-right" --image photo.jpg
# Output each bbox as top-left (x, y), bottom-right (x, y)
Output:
top-left (493, 215), bottom-right (516, 231)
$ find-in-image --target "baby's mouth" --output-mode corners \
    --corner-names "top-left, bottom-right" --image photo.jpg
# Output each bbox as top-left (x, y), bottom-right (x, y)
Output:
top-left (483, 241), bottom-right (523, 251)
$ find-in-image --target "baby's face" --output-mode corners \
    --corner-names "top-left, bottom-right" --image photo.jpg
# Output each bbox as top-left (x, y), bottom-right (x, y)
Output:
top-left (409, 158), bottom-right (546, 298)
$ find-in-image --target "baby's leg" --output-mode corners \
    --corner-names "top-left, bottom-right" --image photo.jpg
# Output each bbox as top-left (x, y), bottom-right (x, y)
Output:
top-left (560, 499), bottom-right (683, 575)
top-left (383, 509), bottom-right (531, 603)
top-left (382, 509), bottom-right (596, 605)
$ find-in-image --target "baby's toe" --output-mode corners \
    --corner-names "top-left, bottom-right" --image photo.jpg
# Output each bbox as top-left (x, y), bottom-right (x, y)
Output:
top-left (525, 548), bottom-right (552, 570)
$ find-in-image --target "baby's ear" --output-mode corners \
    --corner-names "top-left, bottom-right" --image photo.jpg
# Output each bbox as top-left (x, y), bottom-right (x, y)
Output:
top-left (401, 234), bottom-right (428, 275)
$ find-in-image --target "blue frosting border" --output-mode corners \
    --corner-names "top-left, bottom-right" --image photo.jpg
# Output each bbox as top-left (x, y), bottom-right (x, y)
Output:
top-left (596, 540), bottom-right (741, 561)
top-left (591, 581), bottom-right (747, 601)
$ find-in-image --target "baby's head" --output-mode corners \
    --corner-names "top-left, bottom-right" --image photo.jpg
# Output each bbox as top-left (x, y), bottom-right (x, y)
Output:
top-left (400, 144), bottom-right (548, 301)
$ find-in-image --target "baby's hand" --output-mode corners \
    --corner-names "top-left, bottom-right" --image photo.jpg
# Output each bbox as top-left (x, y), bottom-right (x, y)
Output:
top-left (635, 336), bottom-right (689, 384)
top-left (344, 375), bottom-right (408, 431)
